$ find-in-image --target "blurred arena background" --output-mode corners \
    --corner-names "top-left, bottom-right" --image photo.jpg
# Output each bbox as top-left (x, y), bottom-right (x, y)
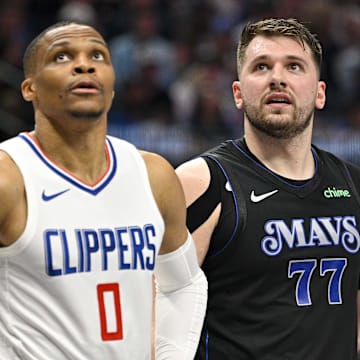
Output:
top-left (1, 0), bottom-right (359, 166)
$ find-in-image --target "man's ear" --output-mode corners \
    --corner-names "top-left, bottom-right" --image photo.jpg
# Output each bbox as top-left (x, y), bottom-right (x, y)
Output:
top-left (21, 78), bottom-right (36, 102)
top-left (315, 80), bottom-right (326, 110)
top-left (232, 81), bottom-right (243, 109)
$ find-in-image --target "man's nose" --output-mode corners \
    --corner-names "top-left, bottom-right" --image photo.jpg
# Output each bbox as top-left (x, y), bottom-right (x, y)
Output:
top-left (270, 64), bottom-right (286, 88)
top-left (73, 55), bottom-right (95, 74)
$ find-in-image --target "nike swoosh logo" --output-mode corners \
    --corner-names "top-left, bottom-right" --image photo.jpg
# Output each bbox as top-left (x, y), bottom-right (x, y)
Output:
top-left (42, 189), bottom-right (70, 202)
top-left (250, 189), bottom-right (279, 203)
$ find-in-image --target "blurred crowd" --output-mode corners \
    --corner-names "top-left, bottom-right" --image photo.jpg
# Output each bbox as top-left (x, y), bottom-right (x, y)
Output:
top-left (0, 0), bottom-right (360, 164)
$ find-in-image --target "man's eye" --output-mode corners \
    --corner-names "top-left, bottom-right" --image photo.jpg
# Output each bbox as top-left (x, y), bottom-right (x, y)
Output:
top-left (256, 63), bottom-right (268, 71)
top-left (289, 63), bottom-right (301, 71)
top-left (93, 52), bottom-right (104, 61)
top-left (55, 53), bottom-right (70, 62)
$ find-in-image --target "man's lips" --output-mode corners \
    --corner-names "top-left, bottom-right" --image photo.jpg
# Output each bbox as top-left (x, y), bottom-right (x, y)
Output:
top-left (68, 80), bottom-right (102, 94)
top-left (264, 93), bottom-right (291, 105)
top-left (262, 93), bottom-right (292, 110)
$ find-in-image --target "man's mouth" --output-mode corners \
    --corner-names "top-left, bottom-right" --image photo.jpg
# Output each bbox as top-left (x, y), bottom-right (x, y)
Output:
top-left (70, 80), bottom-right (101, 94)
top-left (265, 93), bottom-right (291, 105)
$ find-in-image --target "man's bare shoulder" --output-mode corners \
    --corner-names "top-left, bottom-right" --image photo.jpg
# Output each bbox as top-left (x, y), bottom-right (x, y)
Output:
top-left (176, 157), bottom-right (211, 205)
top-left (139, 149), bottom-right (182, 197)
top-left (139, 150), bottom-right (177, 184)
top-left (0, 151), bottom-right (25, 245)
top-left (140, 150), bottom-right (188, 253)
top-left (176, 157), bottom-right (210, 183)
top-left (140, 149), bottom-right (171, 168)
top-left (0, 151), bottom-right (23, 195)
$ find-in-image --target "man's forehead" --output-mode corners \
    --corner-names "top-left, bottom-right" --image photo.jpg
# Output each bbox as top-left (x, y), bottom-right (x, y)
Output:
top-left (43, 24), bottom-right (104, 46)
top-left (245, 35), bottom-right (310, 59)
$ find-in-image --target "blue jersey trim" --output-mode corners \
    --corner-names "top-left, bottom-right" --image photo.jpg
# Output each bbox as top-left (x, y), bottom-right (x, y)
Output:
top-left (19, 133), bottom-right (117, 195)
top-left (206, 154), bottom-right (239, 258)
top-left (231, 139), bottom-right (319, 188)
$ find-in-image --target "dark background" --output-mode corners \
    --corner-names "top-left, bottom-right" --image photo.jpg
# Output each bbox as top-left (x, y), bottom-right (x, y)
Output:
top-left (1, 0), bottom-right (359, 165)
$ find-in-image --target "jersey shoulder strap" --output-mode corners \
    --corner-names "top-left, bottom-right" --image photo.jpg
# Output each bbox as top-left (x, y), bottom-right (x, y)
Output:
top-left (202, 139), bottom-right (248, 237)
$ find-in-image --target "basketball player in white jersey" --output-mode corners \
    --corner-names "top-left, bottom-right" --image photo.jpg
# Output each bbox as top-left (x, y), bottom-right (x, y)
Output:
top-left (0, 22), bottom-right (207, 359)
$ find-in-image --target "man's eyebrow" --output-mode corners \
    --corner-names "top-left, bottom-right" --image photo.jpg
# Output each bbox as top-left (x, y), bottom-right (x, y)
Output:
top-left (250, 54), bottom-right (270, 62)
top-left (48, 40), bottom-right (70, 50)
top-left (48, 38), bottom-right (108, 50)
top-left (89, 38), bottom-right (108, 47)
top-left (285, 55), bottom-right (307, 64)
top-left (249, 54), bottom-right (307, 63)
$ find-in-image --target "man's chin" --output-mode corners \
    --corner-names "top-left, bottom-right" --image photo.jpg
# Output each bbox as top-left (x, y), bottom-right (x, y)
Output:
top-left (67, 110), bottom-right (104, 120)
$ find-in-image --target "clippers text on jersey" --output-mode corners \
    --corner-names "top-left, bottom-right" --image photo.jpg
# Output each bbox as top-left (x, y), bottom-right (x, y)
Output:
top-left (44, 224), bottom-right (157, 276)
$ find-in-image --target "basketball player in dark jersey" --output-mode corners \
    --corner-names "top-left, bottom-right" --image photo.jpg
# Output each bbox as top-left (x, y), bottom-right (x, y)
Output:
top-left (176, 18), bottom-right (360, 359)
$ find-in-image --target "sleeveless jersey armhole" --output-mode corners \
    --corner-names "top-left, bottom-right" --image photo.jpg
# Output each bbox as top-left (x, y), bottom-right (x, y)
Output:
top-left (187, 154), bottom-right (239, 258)
top-left (186, 157), bottom-right (222, 233)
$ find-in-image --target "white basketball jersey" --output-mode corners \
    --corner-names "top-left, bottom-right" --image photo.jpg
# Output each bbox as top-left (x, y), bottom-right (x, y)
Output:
top-left (0, 133), bottom-right (165, 360)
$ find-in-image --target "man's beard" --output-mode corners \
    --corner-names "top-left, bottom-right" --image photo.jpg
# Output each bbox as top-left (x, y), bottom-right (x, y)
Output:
top-left (67, 109), bottom-right (104, 120)
top-left (243, 104), bottom-right (313, 139)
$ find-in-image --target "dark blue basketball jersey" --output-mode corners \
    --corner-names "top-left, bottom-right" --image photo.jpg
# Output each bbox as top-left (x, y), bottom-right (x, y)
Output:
top-left (195, 138), bottom-right (360, 360)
